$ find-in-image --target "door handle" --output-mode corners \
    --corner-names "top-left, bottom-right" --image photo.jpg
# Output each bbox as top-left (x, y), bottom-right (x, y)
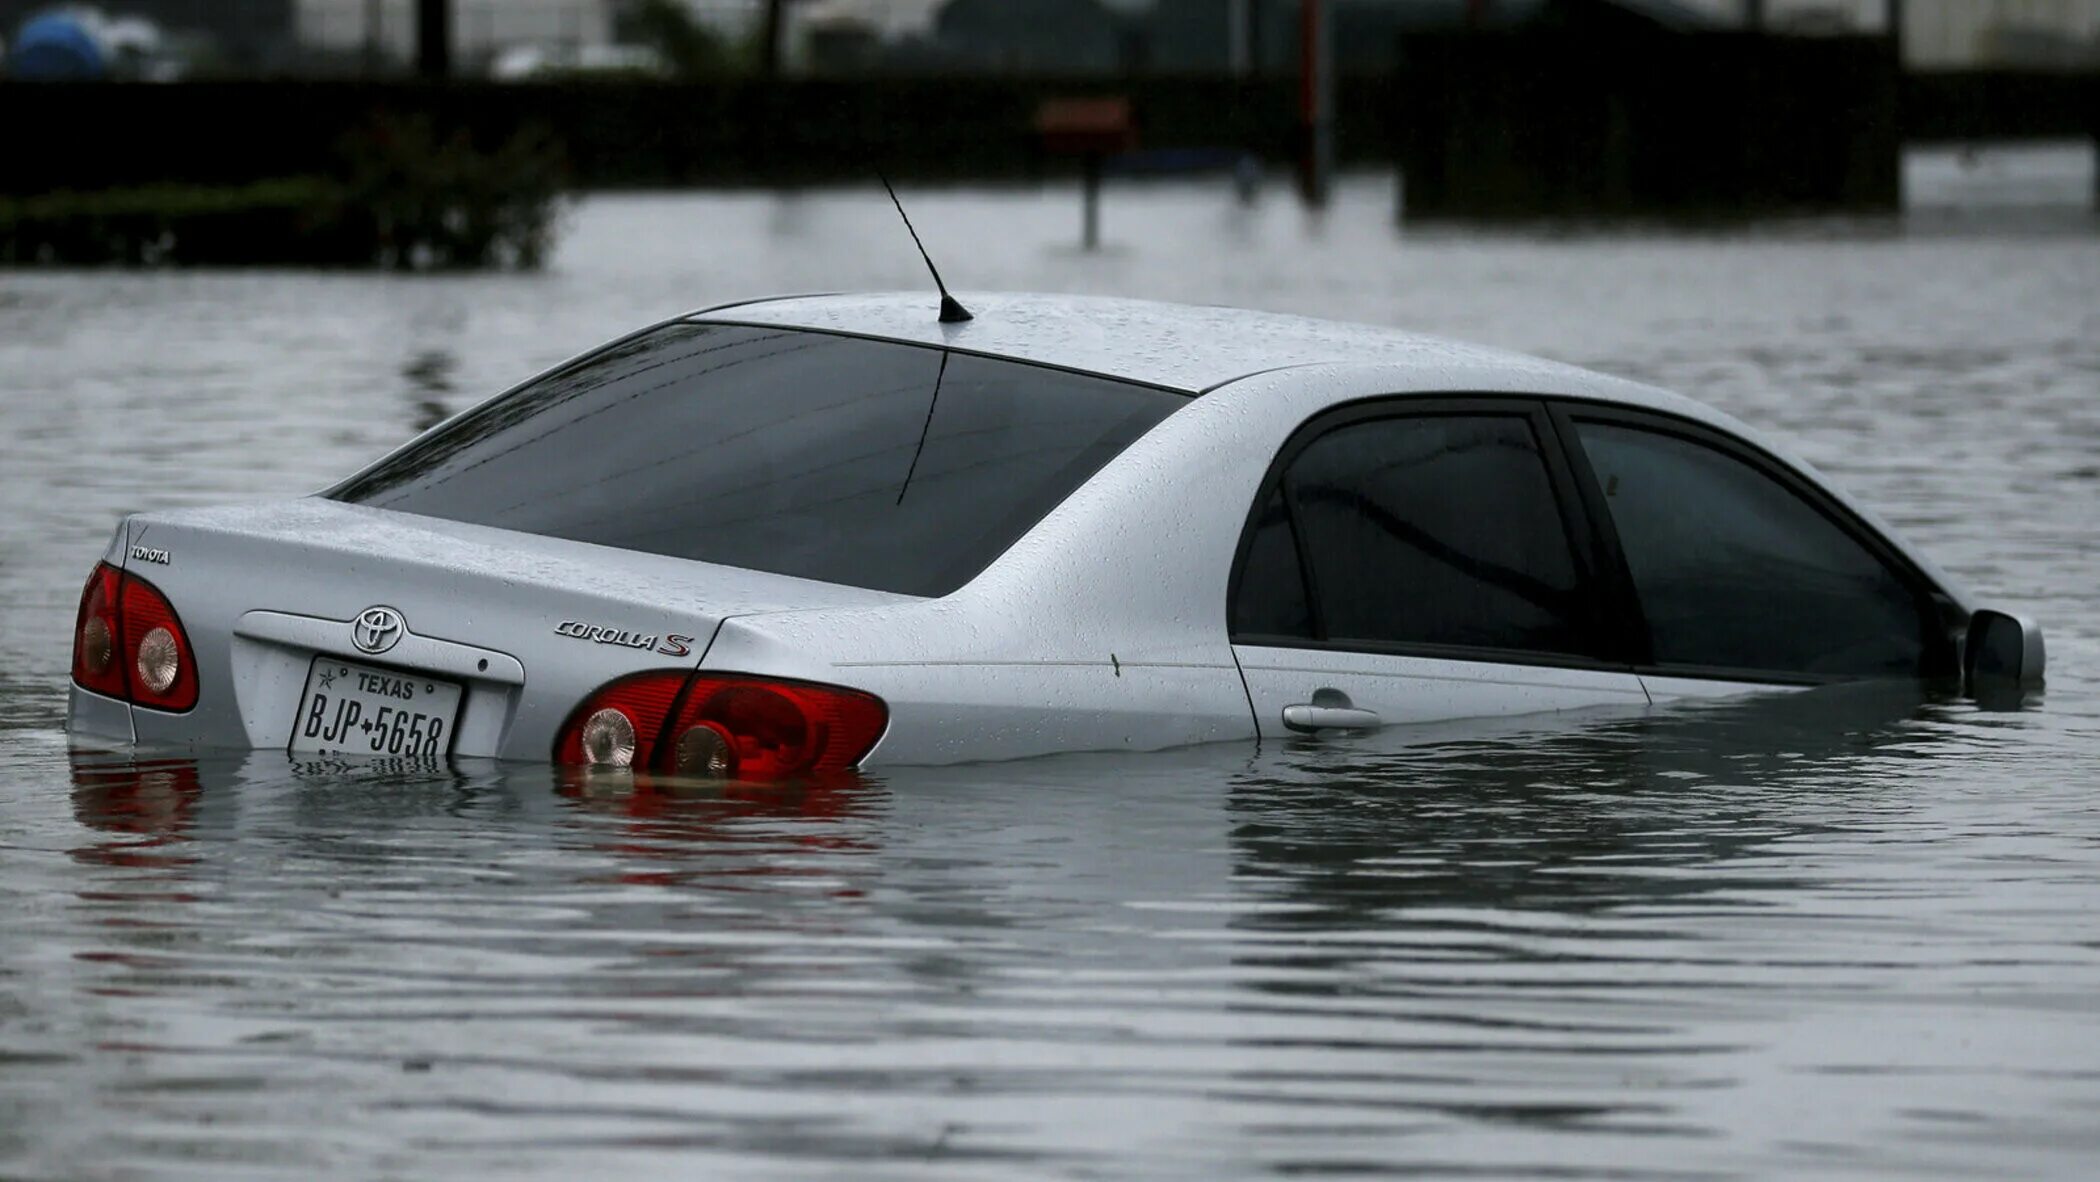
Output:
top-left (1281, 703), bottom-right (1382, 733)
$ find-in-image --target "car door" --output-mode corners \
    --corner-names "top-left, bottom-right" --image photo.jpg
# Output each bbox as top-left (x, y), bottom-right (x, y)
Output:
top-left (1230, 399), bottom-right (1650, 740)
top-left (1550, 407), bottom-right (1961, 699)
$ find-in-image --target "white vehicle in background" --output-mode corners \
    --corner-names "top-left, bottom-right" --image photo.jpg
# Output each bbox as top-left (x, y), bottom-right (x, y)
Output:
top-left (67, 292), bottom-right (2042, 779)
top-left (489, 42), bottom-right (668, 80)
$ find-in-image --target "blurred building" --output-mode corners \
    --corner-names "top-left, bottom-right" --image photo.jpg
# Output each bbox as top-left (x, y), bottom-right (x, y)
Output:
top-left (803, 0), bottom-right (2099, 75)
top-left (7, 0), bottom-right (2094, 76)
top-left (785, 0), bottom-right (1785, 74)
top-left (1904, 0), bottom-right (2100, 69)
top-left (800, 0), bottom-right (1727, 74)
top-left (931, 0), bottom-right (1135, 70)
top-left (296, 0), bottom-right (614, 69)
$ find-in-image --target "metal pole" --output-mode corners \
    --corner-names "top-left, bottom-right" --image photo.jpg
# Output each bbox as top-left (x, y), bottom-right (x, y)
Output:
top-left (1228, 0), bottom-right (1250, 75)
top-left (762, 0), bottom-right (786, 78)
top-left (363, 0), bottom-right (384, 75)
top-left (416, 0), bottom-right (451, 80)
top-left (1298, 0), bottom-right (1332, 205)
top-left (1744, 0), bottom-right (1765, 31)
top-left (1083, 154), bottom-right (1103, 250)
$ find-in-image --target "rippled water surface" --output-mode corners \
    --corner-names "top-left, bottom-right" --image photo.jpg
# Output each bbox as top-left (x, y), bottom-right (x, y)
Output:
top-left (4, 154), bottom-right (2099, 1180)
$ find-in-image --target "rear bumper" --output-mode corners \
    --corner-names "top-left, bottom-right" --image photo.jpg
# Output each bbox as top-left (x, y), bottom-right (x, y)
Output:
top-left (67, 684), bottom-right (134, 746)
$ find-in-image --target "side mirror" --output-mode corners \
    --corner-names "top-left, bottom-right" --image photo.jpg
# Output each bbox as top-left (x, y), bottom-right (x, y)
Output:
top-left (1964, 608), bottom-right (2045, 699)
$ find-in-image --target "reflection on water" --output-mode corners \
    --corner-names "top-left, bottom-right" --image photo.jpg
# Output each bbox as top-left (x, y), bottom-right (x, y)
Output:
top-left (402, 348), bottom-right (459, 432)
top-left (69, 757), bottom-right (203, 869)
top-left (3, 169), bottom-right (2098, 1179)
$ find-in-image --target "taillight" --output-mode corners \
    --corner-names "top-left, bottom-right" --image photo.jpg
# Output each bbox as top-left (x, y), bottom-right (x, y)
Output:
top-left (664, 676), bottom-right (886, 780)
top-left (71, 565), bottom-right (126, 699)
top-left (71, 563), bottom-right (200, 713)
top-left (119, 573), bottom-right (198, 712)
top-left (553, 671), bottom-right (687, 770)
top-left (554, 672), bottom-right (887, 781)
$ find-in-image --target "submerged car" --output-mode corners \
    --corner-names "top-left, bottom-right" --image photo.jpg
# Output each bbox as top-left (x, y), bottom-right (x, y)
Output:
top-left (67, 292), bottom-right (2043, 777)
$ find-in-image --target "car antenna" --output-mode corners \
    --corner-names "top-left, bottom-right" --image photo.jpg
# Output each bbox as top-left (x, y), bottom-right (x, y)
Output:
top-left (880, 174), bottom-right (973, 324)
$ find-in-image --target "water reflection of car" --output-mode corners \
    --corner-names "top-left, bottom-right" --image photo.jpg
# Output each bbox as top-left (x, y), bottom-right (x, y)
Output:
top-left (65, 293), bottom-right (2044, 778)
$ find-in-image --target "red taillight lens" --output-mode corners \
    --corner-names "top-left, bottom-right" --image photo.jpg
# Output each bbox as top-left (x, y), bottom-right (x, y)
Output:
top-left (71, 563), bottom-right (200, 713)
top-left (554, 672), bottom-right (887, 781)
top-left (118, 571), bottom-right (198, 712)
top-left (553, 671), bottom-right (688, 770)
top-left (72, 565), bottom-right (127, 699)
top-left (666, 677), bottom-right (886, 781)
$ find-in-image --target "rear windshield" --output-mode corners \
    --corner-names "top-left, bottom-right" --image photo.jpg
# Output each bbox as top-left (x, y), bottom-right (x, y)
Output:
top-left (330, 323), bottom-right (1187, 596)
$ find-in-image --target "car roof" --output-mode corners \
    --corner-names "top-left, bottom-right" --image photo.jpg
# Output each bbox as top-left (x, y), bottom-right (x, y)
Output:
top-left (688, 291), bottom-right (1638, 398)
top-left (686, 291), bottom-right (1969, 610)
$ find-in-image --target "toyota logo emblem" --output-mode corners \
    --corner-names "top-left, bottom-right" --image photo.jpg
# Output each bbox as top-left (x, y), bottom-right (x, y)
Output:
top-left (352, 606), bottom-right (405, 655)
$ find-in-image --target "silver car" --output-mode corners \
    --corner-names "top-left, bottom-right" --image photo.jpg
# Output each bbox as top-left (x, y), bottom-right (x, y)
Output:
top-left (66, 292), bottom-right (2043, 777)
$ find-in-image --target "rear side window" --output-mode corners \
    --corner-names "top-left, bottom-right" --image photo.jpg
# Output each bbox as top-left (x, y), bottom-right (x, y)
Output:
top-left (1231, 486), bottom-right (1313, 638)
top-left (1572, 420), bottom-right (1931, 677)
top-left (1234, 412), bottom-right (1594, 658)
top-left (332, 323), bottom-right (1185, 596)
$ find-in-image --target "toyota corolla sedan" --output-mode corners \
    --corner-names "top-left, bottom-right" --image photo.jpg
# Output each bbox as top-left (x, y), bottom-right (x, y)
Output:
top-left (67, 292), bottom-right (2043, 778)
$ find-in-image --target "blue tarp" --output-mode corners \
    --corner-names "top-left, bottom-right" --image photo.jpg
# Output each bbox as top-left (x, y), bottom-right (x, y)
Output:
top-left (11, 12), bottom-right (106, 80)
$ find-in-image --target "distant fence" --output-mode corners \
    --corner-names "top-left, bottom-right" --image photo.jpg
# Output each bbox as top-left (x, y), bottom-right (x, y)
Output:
top-left (1902, 70), bottom-right (2100, 141)
top-left (0, 76), bottom-right (1393, 196)
top-left (1390, 32), bottom-right (1904, 219)
top-left (3, 60), bottom-right (2092, 217)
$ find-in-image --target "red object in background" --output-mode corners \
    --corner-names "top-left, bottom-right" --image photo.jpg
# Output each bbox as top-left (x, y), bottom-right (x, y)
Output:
top-left (1033, 97), bottom-right (1139, 156)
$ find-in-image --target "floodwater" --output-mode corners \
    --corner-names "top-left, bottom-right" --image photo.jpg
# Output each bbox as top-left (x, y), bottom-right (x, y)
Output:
top-left (3, 148), bottom-right (2098, 1180)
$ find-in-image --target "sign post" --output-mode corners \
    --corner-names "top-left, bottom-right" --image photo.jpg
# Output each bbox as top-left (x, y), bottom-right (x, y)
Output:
top-left (1299, 0), bottom-right (1332, 205)
top-left (1035, 98), bottom-right (1139, 250)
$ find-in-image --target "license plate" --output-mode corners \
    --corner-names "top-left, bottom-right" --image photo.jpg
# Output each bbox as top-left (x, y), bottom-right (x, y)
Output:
top-left (290, 657), bottom-right (462, 759)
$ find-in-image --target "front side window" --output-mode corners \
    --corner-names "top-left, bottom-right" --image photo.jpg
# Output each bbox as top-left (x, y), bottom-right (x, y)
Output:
top-left (1571, 420), bottom-right (1932, 678)
top-left (1234, 412), bottom-right (1593, 658)
top-left (332, 323), bottom-right (1186, 596)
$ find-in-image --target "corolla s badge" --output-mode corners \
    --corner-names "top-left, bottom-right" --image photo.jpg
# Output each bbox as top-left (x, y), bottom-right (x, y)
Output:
top-left (555, 620), bottom-right (693, 658)
top-left (352, 606), bottom-right (406, 655)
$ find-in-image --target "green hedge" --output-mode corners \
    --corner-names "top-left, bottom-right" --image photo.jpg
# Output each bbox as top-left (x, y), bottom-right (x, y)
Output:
top-left (1, 119), bottom-right (565, 269)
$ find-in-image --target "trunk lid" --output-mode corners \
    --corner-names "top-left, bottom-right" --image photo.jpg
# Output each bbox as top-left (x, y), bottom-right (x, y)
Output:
top-left (118, 497), bottom-right (913, 759)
